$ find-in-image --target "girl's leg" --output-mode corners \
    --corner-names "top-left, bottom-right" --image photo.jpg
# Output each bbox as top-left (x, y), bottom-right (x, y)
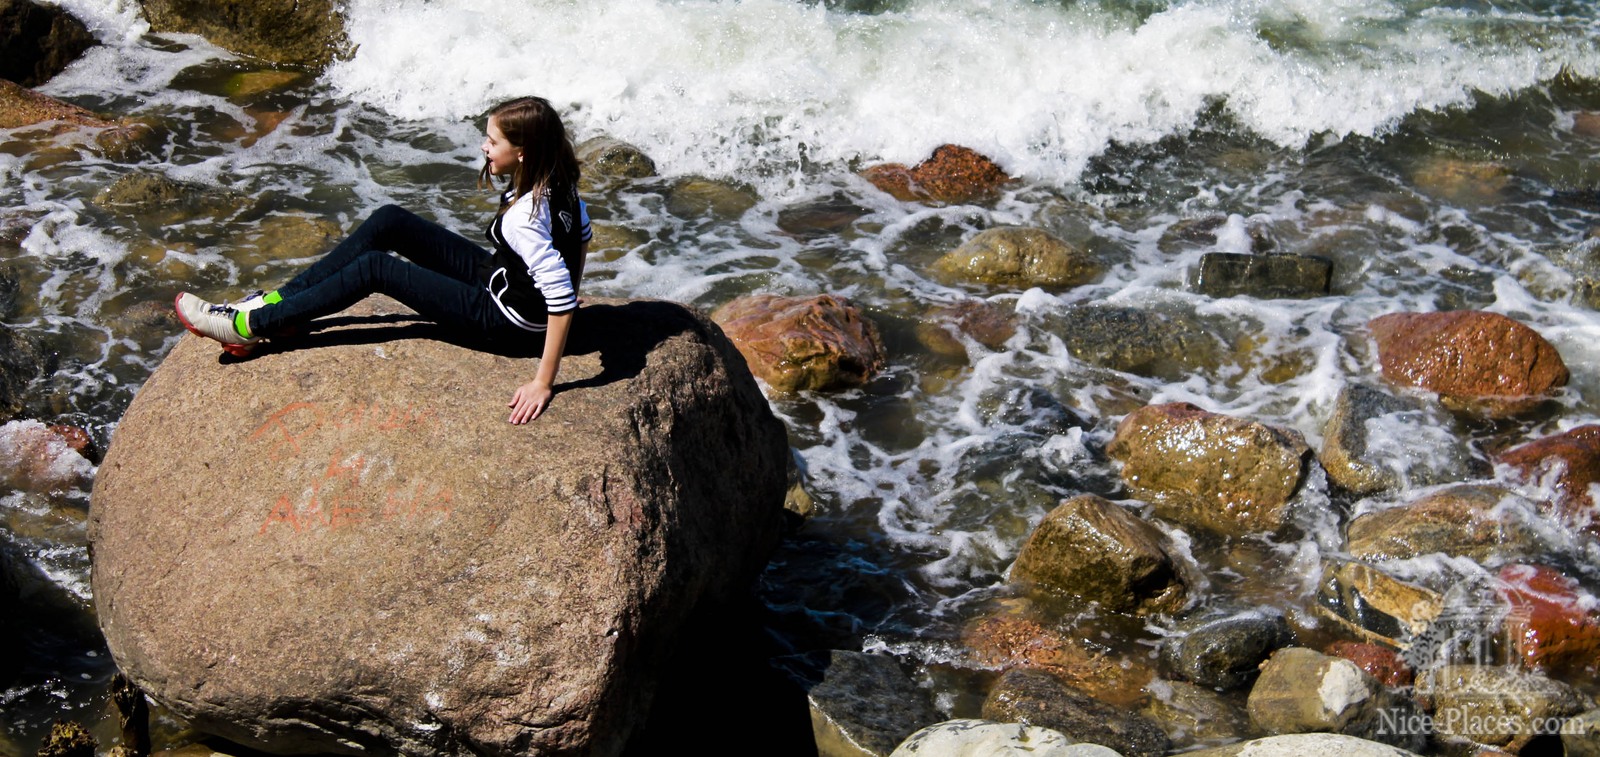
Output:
top-left (276, 205), bottom-right (486, 299)
top-left (250, 251), bottom-right (505, 338)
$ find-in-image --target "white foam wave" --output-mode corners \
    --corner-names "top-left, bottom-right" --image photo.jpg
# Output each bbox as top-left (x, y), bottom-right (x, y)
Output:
top-left (324, 0), bottom-right (1600, 188)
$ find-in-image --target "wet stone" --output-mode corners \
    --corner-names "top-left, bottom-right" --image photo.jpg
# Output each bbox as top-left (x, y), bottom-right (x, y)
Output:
top-left (1247, 647), bottom-right (1420, 751)
top-left (0, 77), bottom-right (110, 129)
top-left (36, 720), bottom-right (96, 757)
top-left (1139, 679), bottom-right (1251, 749)
top-left (800, 650), bottom-right (941, 757)
top-left (93, 171), bottom-right (246, 225)
top-left (932, 227), bottom-right (1103, 291)
top-left (1158, 611), bottom-right (1291, 691)
top-left (1314, 561), bottom-right (1441, 649)
top-left (1345, 485), bottom-right (1546, 564)
top-left (777, 193), bottom-right (870, 239)
top-left (711, 293), bottom-right (887, 393)
top-left (1566, 708), bottom-right (1600, 757)
top-left (1367, 310), bottom-right (1568, 418)
top-left (1325, 641), bottom-right (1413, 688)
top-left (1048, 306), bottom-right (1226, 381)
top-left (1159, 214), bottom-right (1275, 254)
top-left (862, 144), bottom-right (1012, 205)
top-left (1411, 157), bottom-right (1513, 206)
top-left (914, 299), bottom-right (1018, 363)
top-left (666, 177), bottom-right (758, 220)
top-left (981, 667), bottom-right (1170, 757)
top-left (0, 324), bottom-right (44, 423)
top-left (1182, 733), bottom-right (1425, 756)
top-left (962, 607), bottom-right (1156, 709)
top-left (1496, 563), bottom-right (1600, 679)
top-left (138, 0), bottom-right (352, 68)
top-left (1009, 494), bottom-right (1192, 616)
top-left (1498, 425), bottom-right (1600, 533)
top-left (0, 0), bottom-right (97, 87)
top-left (1418, 664), bottom-right (1592, 752)
top-left (1190, 252), bottom-right (1331, 299)
top-left (0, 266), bottom-right (19, 320)
top-left (576, 136), bottom-right (657, 190)
top-left (1319, 383), bottom-right (1484, 496)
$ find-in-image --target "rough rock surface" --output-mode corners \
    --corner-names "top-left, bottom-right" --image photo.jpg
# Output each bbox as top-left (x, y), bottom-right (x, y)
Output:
top-left (1367, 310), bottom-right (1568, 417)
top-left (1190, 252), bottom-right (1331, 299)
top-left (1498, 424), bottom-right (1600, 530)
top-left (1008, 494), bottom-right (1191, 615)
top-left (1107, 403), bottom-right (1311, 537)
top-left (1324, 642), bottom-right (1413, 688)
top-left (1139, 680), bottom-right (1250, 749)
top-left (137, 0), bottom-right (352, 67)
top-left (89, 297), bottom-right (789, 756)
top-left (0, 323), bottom-right (44, 423)
top-left (1567, 708), bottom-right (1600, 757)
top-left (861, 145), bottom-right (1012, 204)
top-left (1345, 485), bottom-right (1545, 563)
top-left (0, 77), bottom-right (109, 128)
top-left (1418, 664), bottom-right (1591, 751)
top-left (1247, 647), bottom-right (1416, 749)
top-left (711, 293), bottom-right (886, 393)
top-left (982, 668), bottom-right (1168, 757)
top-left (0, 0), bottom-right (97, 87)
top-left (1181, 733), bottom-right (1423, 756)
top-left (1047, 306), bottom-right (1225, 381)
top-left (575, 136), bottom-right (657, 191)
top-left (962, 608), bottom-right (1155, 709)
top-left (932, 227), bottom-right (1102, 291)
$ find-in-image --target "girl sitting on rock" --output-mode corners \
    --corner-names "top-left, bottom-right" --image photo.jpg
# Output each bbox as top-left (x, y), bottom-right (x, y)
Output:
top-left (174, 95), bottom-right (590, 424)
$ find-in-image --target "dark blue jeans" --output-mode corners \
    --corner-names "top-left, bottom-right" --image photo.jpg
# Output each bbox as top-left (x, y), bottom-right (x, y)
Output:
top-left (249, 205), bottom-right (526, 343)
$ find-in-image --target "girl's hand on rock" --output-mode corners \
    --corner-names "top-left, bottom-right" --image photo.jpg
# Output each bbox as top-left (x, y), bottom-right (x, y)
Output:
top-left (508, 380), bottom-right (554, 424)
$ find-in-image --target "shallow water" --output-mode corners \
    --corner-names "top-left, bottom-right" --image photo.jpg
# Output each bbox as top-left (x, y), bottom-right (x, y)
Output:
top-left (7, 0), bottom-right (1600, 752)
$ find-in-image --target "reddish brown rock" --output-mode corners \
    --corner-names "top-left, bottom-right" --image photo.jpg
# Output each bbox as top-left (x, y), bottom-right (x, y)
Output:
top-left (0, 77), bottom-right (109, 129)
top-left (915, 299), bottom-right (1017, 361)
top-left (1106, 403), bottom-right (1311, 537)
top-left (1325, 641), bottom-right (1413, 688)
top-left (1499, 425), bottom-right (1600, 530)
top-left (710, 293), bottom-right (886, 393)
top-left (1497, 564), bottom-right (1600, 679)
top-left (862, 144), bottom-right (1012, 204)
top-left (0, 419), bottom-right (95, 494)
top-left (89, 297), bottom-right (788, 756)
top-left (1367, 311), bottom-right (1568, 418)
top-left (962, 609), bottom-right (1155, 708)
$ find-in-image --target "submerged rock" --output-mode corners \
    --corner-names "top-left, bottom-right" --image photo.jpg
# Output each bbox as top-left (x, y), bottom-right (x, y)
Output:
top-left (1138, 679), bottom-right (1251, 749)
top-left (1411, 157), bottom-right (1514, 206)
top-left (981, 668), bottom-right (1169, 757)
top-left (1190, 252), bottom-right (1332, 299)
top-left (932, 227), bottom-right (1103, 291)
top-left (89, 297), bottom-right (789, 756)
top-left (862, 144), bottom-right (1012, 205)
top-left (1048, 306), bottom-right (1226, 381)
top-left (0, 419), bottom-right (96, 495)
top-left (1498, 424), bottom-right (1600, 532)
top-left (1367, 310), bottom-right (1568, 418)
top-left (138, 0), bottom-right (352, 68)
top-left (889, 719), bottom-right (1105, 757)
top-left (1345, 485), bottom-right (1546, 564)
top-left (666, 177), bottom-right (758, 220)
top-left (711, 293), bottom-right (887, 393)
top-left (1008, 494), bottom-right (1192, 615)
top-left (800, 650), bottom-right (940, 757)
top-left (0, 0), bottom-right (97, 87)
top-left (1107, 403), bottom-right (1311, 537)
top-left (0, 324), bottom-right (44, 423)
top-left (1158, 611), bottom-right (1291, 691)
top-left (1318, 383), bottom-right (1484, 496)
top-left (962, 608), bottom-right (1155, 709)
top-left (914, 299), bottom-right (1017, 361)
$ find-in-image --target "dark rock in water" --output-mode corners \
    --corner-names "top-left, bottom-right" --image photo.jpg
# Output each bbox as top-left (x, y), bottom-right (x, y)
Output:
top-left (576, 136), bottom-right (657, 190)
top-left (0, 0), bottom-right (96, 87)
top-left (1159, 214), bottom-right (1276, 254)
top-left (93, 172), bottom-right (245, 223)
top-left (1345, 485), bottom-right (1545, 564)
top-left (1048, 305), bottom-right (1225, 381)
top-left (1107, 402), bottom-right (1310, 537)
top-left (1140, 679), bottom-right (1251, 749)
top-left (776, 192), bottom-right (869, 239)
top-left (794, 650), bottom-right (940, 757)
top-left (0, 266), bottom-right (19, 320)
top-left (1314, 561), bottom-right (1441, 650)
top-left (88, 297), bottom-right (789, 756)
top-left (1190, 252), bottom-right (1331, 299)
top-left (1367, 310), bottom-right (1568, 418)
top-left (1566, 708), bottom-right (1600, 757)
top-left (1247, 647), bottom-right (1421, 751)
top-left (981, 384), bottom-right (1088, 436)
top-left (0, 324), bottom-right (44, 423)
top-left (932, 227), bottom-right (1103, 291)
top-left (138, 0), bottom-right (352, 68)
top-left (1319, 383), bottom-right (1484, 496)
top-left (1009, 494), bottom-right (1193, 616)
top-left (711, 293), bottom-right (886, 393)
top-left (1499, 425), bottom-right (1600, 534)
top-left (861, 144), bottom-right (1012, 205)
top-left (981, 667), bottom-right (1170, 757)
top-left (1418, 664), bottom-right (1591, 753)
top-left (1158, 611), bottom-right (1291, 691)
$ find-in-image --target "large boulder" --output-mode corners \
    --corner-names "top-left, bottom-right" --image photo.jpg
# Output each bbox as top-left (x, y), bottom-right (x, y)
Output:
top-left (1008, 494), bottom-right (1192, 615)
top-left (889, 719), bottom-right (1108, 757)
top-left (711, 293), bottom-right (886, 393)
top-left (1418, 664), bottom-right (1591, 752)
top-left (1182, 733), bottom-right (1423, 757)
top-left (0, 0), bottom-right (97, 87)
top-left (89, 297), bottom-right (789, 756)
top-left (1107, 403), bottom-right (1311, 537)
top-left (1367, 310), bottom-right (1568, 418)
top-left (932, 227), bottom-right (1102, 291)
top-left (137, 0), bottom-right (352, 68)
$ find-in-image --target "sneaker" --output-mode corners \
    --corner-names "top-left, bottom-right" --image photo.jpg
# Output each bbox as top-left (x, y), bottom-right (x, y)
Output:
top-left (173, 292), bottom-right (261, 356)
top-left (230, 289), bottom-right (269, 314)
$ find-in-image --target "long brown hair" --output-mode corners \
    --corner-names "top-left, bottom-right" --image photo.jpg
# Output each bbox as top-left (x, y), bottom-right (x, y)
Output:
top-left (479, 96), bottom-right (580, 212)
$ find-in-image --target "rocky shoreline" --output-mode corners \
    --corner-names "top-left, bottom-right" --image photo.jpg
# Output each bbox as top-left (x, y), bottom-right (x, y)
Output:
top-left (7, 1), bottom-right (1600, 756)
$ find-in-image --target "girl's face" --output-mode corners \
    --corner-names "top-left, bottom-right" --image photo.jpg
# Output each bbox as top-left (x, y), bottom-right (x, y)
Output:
top-left (482, 117), bottom-right (522, 176)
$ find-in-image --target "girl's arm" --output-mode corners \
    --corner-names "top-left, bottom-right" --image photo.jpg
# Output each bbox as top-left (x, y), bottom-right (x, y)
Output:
top-left (508, 310), bottom-right (572, 424)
